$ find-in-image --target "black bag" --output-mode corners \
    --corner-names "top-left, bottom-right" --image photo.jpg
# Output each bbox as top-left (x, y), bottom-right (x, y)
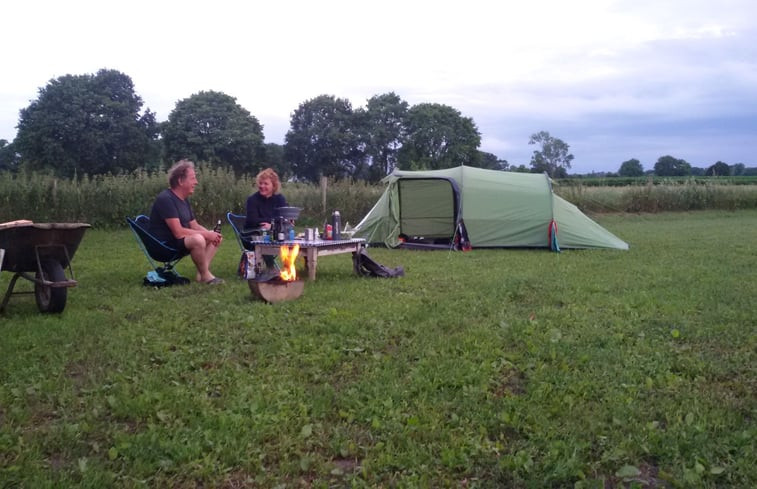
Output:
top-left (353, 249), bottom-right (404, 278)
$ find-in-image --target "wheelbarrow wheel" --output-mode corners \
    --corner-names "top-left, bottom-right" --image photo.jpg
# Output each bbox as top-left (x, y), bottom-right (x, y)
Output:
top-left (35, 258), bottom-right (67, 313)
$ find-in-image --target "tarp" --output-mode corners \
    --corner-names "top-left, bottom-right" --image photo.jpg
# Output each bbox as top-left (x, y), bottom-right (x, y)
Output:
top-left (353, 165), bottom-right (628, 250)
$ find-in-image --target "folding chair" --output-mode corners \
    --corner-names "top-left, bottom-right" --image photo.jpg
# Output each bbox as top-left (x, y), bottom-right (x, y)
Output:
top-left (226, 212), bottom-right (255, 251)
top-left (226, 212), bottom-right (279, 272)
top-left (126, 215), bottom-right (190, 286)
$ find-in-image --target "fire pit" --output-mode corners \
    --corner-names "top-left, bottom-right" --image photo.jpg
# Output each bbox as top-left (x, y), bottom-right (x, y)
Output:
top-left (248, 244), bottom-right (304, 303)
top-left (248, 277), bottom-right (304, 303)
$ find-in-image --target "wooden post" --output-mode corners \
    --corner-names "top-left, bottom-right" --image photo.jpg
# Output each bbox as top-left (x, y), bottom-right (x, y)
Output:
top-left (320, 175), bottom-right (328, 214)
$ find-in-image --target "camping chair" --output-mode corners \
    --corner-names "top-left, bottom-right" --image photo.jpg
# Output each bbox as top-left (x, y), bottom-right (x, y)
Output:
top-left (226, 212), bottom-right (256, 251)
top-left (126, 215), bottom-right (190, 286)
top-left (226, 212), bottom-right (279, 270)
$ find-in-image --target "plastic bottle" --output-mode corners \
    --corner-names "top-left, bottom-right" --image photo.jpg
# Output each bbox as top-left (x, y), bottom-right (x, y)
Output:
top-left (325, 224), bottom-right (333, 240)
top-left (288, 227), bottom-right (295, 241)
top-left (213, 219), bottom-right (222, 233)
top-left (332, 211), bottom-right (341, 240)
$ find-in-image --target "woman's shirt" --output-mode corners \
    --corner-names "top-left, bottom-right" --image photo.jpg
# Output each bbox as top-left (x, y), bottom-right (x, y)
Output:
top-left (245, 192), bottom-right (287, 229)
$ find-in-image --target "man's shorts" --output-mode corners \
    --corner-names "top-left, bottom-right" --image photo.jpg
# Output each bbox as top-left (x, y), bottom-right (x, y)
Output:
top-left (164, 237), bottom-right (188, 253)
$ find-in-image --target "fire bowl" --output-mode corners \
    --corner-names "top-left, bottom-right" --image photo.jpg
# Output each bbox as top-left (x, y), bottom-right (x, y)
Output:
top-left (248, 278), bottom-right (304, 303)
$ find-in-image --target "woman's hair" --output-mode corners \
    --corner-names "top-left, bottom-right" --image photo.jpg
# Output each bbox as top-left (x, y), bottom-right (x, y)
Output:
top-left (256, 168), bottom-right (281, 194)
top-left (168, 159), bottom-right (195, 188)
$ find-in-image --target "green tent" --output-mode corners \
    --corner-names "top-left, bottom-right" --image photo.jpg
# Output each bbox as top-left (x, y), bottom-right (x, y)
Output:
top-left (352, 166), bottom-right (628, 250)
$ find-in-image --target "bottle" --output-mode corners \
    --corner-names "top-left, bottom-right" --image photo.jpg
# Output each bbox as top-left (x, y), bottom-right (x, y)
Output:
top-left (213, 219), bottom-right (222, 233)
top-left (288, 227), bottom-right (295, 241)
top-left (331, 211), bottom-right (341, 240)
top-left (325, 224), bottom-right (333, 240)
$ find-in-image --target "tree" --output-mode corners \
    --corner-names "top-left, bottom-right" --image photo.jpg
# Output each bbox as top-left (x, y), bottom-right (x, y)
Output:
top-left (161, 91), bottom-right (265, 175)
top-left (284, 95), bottom-right (363, 182)
top-left (14, 69), bottom-right (159, 177)
top-left (357, 92), bottom-right (409, 181)
top-left (528, 131), bottom-right (573, 178)
top-left (653, 155), bottom-right (691, 176)
top-left (618, 158), bottom-right (644, 177)
top-left (476, 151), bottom-right (509, 170)
top-left (263, 143), bottom-right (289, 180)
top-left (0, 139), bottom-right (19, 171)
top-left (397, 103), bottom-right (481, 170)
top-left (705, 161), bottom-right (730, 176)
top-left (511, 164), bottom-right (531, 173)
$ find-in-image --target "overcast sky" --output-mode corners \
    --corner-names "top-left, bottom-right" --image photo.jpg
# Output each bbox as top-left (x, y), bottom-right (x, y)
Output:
top-left (3, 0), bottom-right (756, 173)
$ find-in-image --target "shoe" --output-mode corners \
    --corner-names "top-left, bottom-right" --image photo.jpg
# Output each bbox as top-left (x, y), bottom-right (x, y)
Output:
top-left (204, 277), bottom-right (225, 285)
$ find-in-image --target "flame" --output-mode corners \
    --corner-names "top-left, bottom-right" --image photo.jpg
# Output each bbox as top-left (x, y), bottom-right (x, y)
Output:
top-left (279, 244), bottom-right (300, 281)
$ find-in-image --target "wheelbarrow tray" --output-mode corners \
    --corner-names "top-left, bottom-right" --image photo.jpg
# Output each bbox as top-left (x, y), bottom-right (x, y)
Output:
top-left (0, 221), bottom-right (91, 313)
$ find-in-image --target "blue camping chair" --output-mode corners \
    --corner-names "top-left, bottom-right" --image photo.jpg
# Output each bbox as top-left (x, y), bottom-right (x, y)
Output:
top-left (126, 215), bottom-right (190, 286)
top-left (226, 212), bottom-right (255, 251)
top-left (227, 212), bottom-right (279, 270)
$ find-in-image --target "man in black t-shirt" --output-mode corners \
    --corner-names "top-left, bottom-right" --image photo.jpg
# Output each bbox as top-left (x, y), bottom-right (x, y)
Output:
top-left (149, 159), bottom-right (224, 284)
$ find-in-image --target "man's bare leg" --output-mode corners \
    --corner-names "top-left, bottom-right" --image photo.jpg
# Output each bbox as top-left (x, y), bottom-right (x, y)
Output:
top-left (185, 234), bottom-right (216, 282)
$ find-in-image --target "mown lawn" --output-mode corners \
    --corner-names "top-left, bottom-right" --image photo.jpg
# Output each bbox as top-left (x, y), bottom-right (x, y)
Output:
top-left (1, 211), bottom-right (755, 488)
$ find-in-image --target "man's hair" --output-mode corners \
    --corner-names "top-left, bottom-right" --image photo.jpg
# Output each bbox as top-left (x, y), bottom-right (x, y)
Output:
top-left (168, 159), bottom-right (195, 189)
top-left (256, 168), bottom-right (281, 194)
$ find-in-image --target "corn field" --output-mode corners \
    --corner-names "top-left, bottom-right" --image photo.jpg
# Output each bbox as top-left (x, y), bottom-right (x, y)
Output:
top-left (2, 169), bottom-right (757, 228)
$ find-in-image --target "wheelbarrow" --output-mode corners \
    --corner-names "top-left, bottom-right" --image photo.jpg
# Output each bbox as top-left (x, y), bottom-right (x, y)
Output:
top-left (0, 221), bottom-right (90, 313)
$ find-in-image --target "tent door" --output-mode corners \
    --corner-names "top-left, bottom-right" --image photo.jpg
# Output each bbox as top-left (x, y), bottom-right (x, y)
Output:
top-left (398, 178), bottom-right (458, 244)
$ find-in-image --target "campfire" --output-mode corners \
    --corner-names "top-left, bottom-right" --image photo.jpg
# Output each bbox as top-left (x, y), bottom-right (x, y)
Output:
top-left (279, 244), bottom-right (299, 281)
top-left (248, 244), bottom-right (304, 303)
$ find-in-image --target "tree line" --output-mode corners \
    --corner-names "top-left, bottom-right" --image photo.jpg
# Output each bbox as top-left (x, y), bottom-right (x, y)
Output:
top-left (615, 156), bottom-right (754, 178)
top-left (0, 68), bottom-right (582, 180)
top-left (0, 68), bottom-right (751, 180)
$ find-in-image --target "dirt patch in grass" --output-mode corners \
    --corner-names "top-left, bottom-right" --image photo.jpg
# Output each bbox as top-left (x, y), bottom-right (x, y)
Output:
top-left (493, 366), bottom-right (526, 397)
top-left (607, 462), bottom-right (670, 488)
top-left (331, 456), bottom-right (360, 474)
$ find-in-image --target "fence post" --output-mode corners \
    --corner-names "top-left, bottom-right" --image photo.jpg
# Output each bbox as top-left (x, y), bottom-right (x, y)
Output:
top-left (320, 176), bottom-right (328, 214)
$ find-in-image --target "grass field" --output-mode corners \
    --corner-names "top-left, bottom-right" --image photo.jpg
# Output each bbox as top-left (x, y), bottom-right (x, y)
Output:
top-left (1, 211), bottom-right (755, 488)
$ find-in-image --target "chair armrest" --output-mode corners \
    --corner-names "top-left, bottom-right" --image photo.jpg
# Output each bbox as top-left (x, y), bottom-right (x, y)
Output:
top-left (239, 228), bottom-right (265, 238)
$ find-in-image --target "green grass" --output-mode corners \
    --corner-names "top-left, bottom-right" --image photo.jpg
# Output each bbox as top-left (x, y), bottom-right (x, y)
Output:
top-left (1, 211), bottom-right (756, 487)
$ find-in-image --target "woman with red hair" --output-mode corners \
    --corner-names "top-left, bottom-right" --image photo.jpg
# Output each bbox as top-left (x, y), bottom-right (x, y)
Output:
top-left (245, 168), bottom-right (288, 230)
